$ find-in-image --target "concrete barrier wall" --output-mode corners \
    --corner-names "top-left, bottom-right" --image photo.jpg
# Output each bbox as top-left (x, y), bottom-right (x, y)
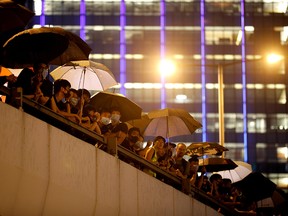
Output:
top-left (0, 102), bottom-right (221, 216)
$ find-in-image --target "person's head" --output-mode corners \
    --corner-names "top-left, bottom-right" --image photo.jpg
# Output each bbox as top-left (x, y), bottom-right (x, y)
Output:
top-left (153, 136), bottom-right (166, 150)
top-left (110, 122), bottom-right (128, 145)
top-left (189, 155), bottom-right (199, 173)
top-left (202, 176), bottom-right (209, 185)
top-left (175, 143), bottom-right (187, 158)
top-left (68, 88), bottom-right (79, 106)
top-left (127, 127), bottom-right (141, 145)
top-left (83, 104), bottom-right (97, 122)
top-left (34, 62), bottom-right (49, 79)
top-left (110, 107), bottom-right (121, 124)
top-left (54, 79), bottom-right (71, 96)
top-left (99, 108), bottom-right (111, 126)
top-left (78, 88), bottom-right (91, 104)
top-left (209, 173), bottom-right (222, 185)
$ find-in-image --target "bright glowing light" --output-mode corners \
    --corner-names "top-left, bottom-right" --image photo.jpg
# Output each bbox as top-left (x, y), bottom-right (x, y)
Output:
top-left (176, 94), bottom-right (187, 100)
top-left (159, 59), bottom-right (176, 76)
top-left (266, 53), bottom-right (284, 64)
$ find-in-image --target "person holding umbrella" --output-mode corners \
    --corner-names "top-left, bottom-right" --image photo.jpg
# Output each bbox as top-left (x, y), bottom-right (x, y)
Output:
top-left (9, 62), bottom-right (53, 104)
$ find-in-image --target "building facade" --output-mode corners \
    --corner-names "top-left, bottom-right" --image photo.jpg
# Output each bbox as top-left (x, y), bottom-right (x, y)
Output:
top-left (25, 0), bottom-right (287, 189)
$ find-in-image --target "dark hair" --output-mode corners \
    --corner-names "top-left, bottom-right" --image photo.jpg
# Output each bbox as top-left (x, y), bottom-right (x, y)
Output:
top-left (209, 173), bottom-right (222, 183)
top-left (69, 88), bottom-right (78, 95)
top-left (111, 123), bottom-right (128, 133)
top-left (33, 63), bottom-right (48, 73)
top-left (78, 88), bottom-right (91, 98)
top-left (54, 79), bottom-right (71, 93)
top-left (189, 155), bottom-right (199, 163)
top-left (128, 127), bottom-right (141, 136)
top-left (83, 104), bottom-right (96, 117)
top-left (153, 136), bottom-right (166, 144)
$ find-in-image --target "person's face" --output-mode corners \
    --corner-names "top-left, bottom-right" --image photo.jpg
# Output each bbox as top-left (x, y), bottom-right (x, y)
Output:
top-left (83, 94), bottom-right (90, 104)
top-left (176, 144), bottom-right (186, 157)
top-left (88, 110), bottom-right (97, 122)
top-left (62, 86), bottom-right (70, 96)
top-left (111, 110), bottom-right (121, 123)
top-left (101, 111), bottom-right (111, 119)
top-left (157, 148), bottom-right (166, 157)
top-left (38, 64), bottom-right (49, 79)
top-left (129, 130), bottom-right (140, 144)
top-left (154, 139), bottom-right (165, 149)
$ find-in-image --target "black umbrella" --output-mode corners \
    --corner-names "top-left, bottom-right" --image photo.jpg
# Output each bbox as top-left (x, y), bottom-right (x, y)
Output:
top-left (198, 157), bottom-right (238, 172)
top-left (233, 172), bottom-right (288, 214)
top-left (0, 0), bottom-right (34, 33)
top-left (233, 172), bottom-right (276, 201)
top-left (2, 27), bottom-right (91, 68)
top-left (0, 0), bottom-right (34, 55)
top-left (90, 91), bottom-right (142, 122)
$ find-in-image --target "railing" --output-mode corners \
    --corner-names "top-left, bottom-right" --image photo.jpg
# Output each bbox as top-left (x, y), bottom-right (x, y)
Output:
top-left (0, 85), bottom-right (241, 216)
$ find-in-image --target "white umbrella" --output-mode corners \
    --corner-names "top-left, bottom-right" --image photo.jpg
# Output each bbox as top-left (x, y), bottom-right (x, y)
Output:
top-left (50, 60), bottom-right (118, 91)
top-left (217, 160), bottom-right (252, 183)
top-left (143, 108), bottom-right (202, 139)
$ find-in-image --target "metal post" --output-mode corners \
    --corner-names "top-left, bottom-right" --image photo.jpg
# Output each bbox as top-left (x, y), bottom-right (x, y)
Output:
top-left (218, 64), bottom-right (225, 157)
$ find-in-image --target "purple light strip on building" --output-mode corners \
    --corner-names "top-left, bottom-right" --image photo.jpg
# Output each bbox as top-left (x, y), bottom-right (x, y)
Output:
top-left (40, 0), bottom-right (45, 26)
top-left (160, 0), bottom-right (166, 109)
top-left (241, 0), bottom-right (248, 162)
top-left (120, 0), bottom-right (126, 95)
top-left (80, 0), bottom-right (86, 41)
top-left (200, 0), bottom-right (207, 141)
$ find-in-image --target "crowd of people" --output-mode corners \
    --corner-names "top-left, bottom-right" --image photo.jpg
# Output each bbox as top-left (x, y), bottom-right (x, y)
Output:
top-left (0, 64), bottom-right (280, 215)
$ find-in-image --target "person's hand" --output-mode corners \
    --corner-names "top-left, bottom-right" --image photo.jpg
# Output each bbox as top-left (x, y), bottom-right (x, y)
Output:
top-left (175, 169), bottom-right (184, 178)
top-left (201, 166), bottom-right (206, 174)
top-left (94, 112), bottom-right (101, 122)
top-left (6, 74), bottom-right (17, 83)
top-left (74, 114), bottom-right (81, 123)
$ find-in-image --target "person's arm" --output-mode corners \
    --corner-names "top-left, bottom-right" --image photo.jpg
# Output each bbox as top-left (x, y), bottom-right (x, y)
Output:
top-left (0, 75), bottom-right (17, 86)
top-left (145, 147), bottom-right (155, 161)
top-left (190, 173), bottom-right (197, 185)
top-left (0, 76), bottom-right (7, 86)
top-left (196, 166), bottom-right (206, 188)
top-left (50, 97), bottom-right (81, 122)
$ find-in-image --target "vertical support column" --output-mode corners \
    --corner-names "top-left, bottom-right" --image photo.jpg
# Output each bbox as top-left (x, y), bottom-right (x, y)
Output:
top-left (218, 64), bottom-right (225, 157)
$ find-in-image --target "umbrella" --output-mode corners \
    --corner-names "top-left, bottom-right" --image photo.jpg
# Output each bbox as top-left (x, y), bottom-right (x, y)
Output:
top-left (89, 91), bottom-right (142, 122)
top-left (125, 113), bottom-right (151, 135)
top-left (233, 172), bottom-right (288, 214)
top-left (143, 108), bottom-right (202, 139)
top-left (198, 157), bottom-right (238, 172)
top-left (2, 27), bottom-right (91, 68)
top-left (233, 172), bottom-right (277, 202)
top-left (216, 161), bottom-right (252, 183)
top-left (50, 60), bottom-right (118, 91)
top-left (186, 142), bottom-right (228, 157)
top-left (0, 0), bottom-right (34, 33)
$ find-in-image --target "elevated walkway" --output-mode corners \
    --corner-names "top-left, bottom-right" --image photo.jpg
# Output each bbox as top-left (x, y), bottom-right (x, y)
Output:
top-left (0, 87), bottom-right (240, 216)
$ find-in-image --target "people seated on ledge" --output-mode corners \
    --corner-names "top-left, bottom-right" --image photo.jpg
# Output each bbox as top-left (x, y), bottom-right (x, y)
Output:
top-left (9, 63), bottom-right (53, 104)
top-left (44, 79), bottom-right (81, 123)
top-left (80, 104), bottom-right (101, 134)
top-left (120, 127), bottom-right (141, 153)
